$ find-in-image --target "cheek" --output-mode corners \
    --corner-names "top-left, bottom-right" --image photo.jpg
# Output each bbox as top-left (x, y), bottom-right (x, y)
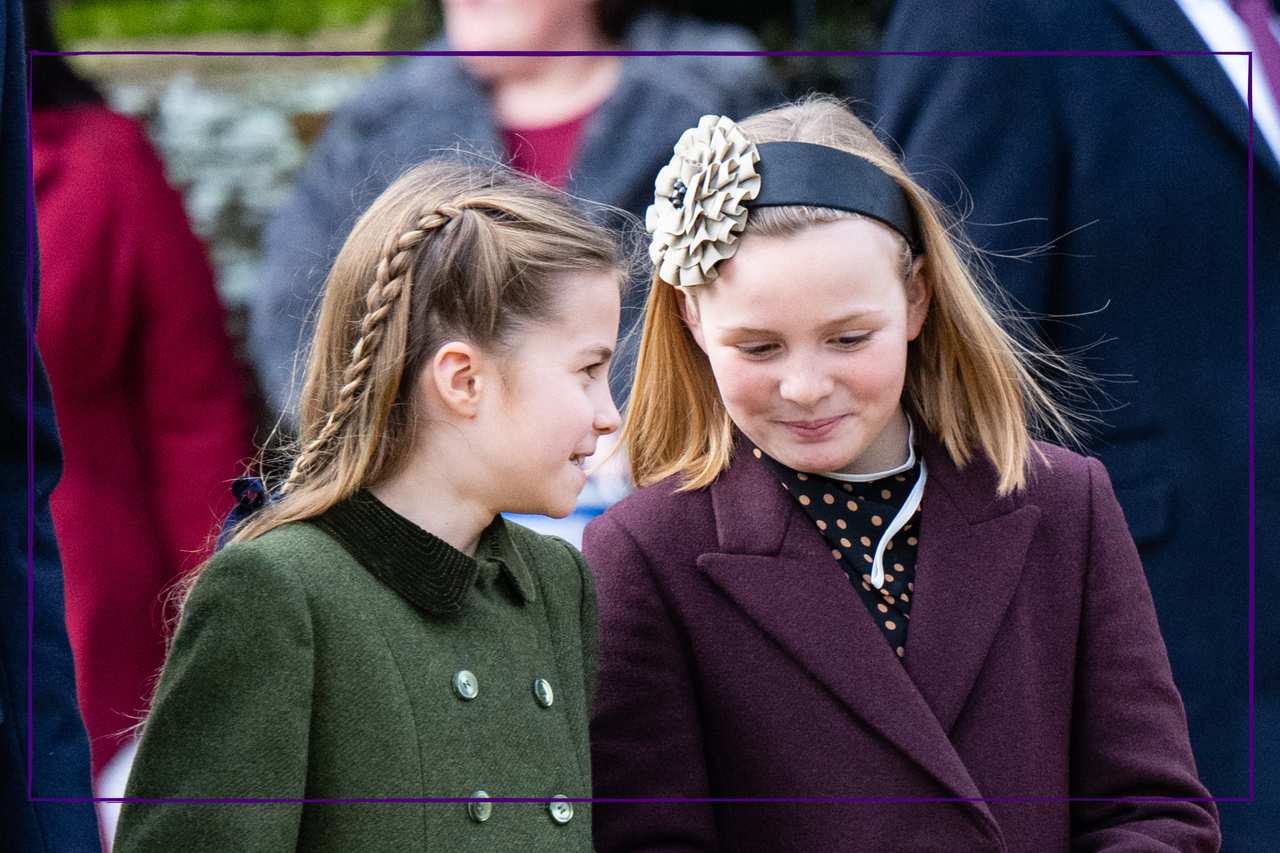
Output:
top-left (705, 352), bottom-right (775, 415)
top-left (545, 379), bottom-right (596, 437)
top-left (840, 342), bottom-right (910, 401)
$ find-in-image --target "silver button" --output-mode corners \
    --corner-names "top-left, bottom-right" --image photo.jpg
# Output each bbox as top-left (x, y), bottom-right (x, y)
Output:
top-left (468, 790), bottom-right (492, 823)
top-left (533, 678), bottom-right (554, 708)
top-left (548, 795), bottom-right (573, 825)
top-left (453, 670), bottom-right (478, 700)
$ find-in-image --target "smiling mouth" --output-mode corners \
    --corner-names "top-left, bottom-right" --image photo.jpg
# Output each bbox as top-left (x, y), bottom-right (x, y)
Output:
top-left (782, 416), bottom-right (843, 438)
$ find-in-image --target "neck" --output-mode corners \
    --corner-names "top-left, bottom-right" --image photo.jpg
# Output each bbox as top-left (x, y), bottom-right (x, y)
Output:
top-left (491, 53), bottom-right (621, 128)
top-left (369, 448), bottom-right (494, 557)
top-left (839, 407), bottom-right (914, 477)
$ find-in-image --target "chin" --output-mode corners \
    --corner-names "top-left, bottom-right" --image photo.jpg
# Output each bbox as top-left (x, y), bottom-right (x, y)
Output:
top-left (535, 482), bottom-right (584, 520)
top-left (537, 501), bottom-right (577, 520)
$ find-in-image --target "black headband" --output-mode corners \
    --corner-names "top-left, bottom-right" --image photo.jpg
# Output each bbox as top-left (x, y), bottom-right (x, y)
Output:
top-left (747, 142), bottom-right (922, 252)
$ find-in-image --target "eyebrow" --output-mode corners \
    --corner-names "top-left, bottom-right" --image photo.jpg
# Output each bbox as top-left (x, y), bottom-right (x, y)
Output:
top-left (724, 312), bottom-right (887, 337)
top-left (579, 345), bottom-right (614, 362)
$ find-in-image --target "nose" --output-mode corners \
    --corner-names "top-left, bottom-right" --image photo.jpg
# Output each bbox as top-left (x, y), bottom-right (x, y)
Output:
top-left (594, 387), bottom-right (622, 435)
top-left (778, 355), bottom-right (834, 407)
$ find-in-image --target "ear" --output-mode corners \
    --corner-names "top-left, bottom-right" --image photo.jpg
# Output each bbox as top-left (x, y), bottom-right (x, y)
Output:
top-left (676, 287), bottom-right (709, 353)
top-left (428, 341), bottom-right (486, 418)
top-left (904, 256), bottom-right (931, 341)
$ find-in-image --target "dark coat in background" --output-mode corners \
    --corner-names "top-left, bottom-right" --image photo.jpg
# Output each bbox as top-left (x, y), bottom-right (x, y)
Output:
top-left (0, 0), bottom-right (100, 847)
top-left (251, 17), bottom-right (777, 416)
top-left (585, 437), bottom-right (1218, 853)
top-left (875, 1), bottom-right (1279, 845)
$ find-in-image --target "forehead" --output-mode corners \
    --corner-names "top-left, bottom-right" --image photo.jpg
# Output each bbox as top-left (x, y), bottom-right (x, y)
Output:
top-left (516, 270), bottom-right (620, 351)
top-left (701, 219), bottom-right (907, 322)
top-left (550, 269), bottom-right (621, 317)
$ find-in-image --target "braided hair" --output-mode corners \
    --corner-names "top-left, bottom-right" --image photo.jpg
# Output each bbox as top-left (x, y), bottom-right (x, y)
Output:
top-left (280, 206), bottom-right (456, 494)
top-left (227, 160), bottom-right (623, 547)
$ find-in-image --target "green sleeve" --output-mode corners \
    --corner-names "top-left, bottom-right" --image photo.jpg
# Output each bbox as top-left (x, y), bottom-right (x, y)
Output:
top-left (572, 544), bottom-right (599, 711)
top-left (114, 542), bottom-right (315, 852)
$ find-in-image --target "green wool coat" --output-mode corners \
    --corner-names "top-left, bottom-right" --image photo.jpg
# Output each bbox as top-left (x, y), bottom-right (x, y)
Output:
top-left (114, 492), bottom-right (597, 852)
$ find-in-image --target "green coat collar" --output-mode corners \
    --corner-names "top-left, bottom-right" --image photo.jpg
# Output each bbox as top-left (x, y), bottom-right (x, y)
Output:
top-left (311, 491), bottom-right (536, 615)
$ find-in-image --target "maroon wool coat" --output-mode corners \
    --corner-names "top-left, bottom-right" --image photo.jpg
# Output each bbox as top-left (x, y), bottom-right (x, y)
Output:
top-left (583, 435), bottom-right (1219, 853)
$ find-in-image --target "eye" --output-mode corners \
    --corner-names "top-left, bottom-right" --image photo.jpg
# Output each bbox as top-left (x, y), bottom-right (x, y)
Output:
top-left (581, 360), bottom-right (607, 379)
top-left (831, 333), bottom-right (871, 349)
top-left (734, 342), bottom-right (779, 359)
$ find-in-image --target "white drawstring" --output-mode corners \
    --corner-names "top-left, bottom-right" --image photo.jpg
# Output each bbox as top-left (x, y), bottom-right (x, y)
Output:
top-left (821, 416), bottom-right (924, 588)
top-left (868, 460), bottom-right (925, 588)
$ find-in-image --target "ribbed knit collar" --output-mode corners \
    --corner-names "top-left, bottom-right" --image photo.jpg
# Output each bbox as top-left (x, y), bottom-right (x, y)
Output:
top-left (311, 490), bottom-right (536, 616)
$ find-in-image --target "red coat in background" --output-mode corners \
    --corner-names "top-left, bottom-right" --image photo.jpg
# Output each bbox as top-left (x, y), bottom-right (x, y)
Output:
top-left (32, 105), bottom-right (254, 776)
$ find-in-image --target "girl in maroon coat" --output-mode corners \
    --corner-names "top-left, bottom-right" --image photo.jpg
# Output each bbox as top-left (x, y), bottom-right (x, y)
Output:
top-left (583, 97), bottom-right (1220, 852)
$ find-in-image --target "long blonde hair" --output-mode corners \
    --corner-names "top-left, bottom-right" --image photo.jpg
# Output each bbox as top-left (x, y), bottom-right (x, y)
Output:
top-left (229, 159), bottom-right (622, 547)
top-left (624, 95), bottom-right (1084, 496)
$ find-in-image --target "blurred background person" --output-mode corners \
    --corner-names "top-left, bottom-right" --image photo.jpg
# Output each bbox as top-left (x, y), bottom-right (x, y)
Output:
top-left (2, 0), bottom-right (100, 848)
top-left (251, 0), bottom-right (778, 423)
top-left (26, 0), bottom-right (255, 832)
top-left (876, 1), bottom-right (1279, 848)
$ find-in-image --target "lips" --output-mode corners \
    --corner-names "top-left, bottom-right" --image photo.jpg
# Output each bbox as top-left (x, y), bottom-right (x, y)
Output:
top-left (571, 443), bottom-right (597, 464)
top-left (782, 416), bottom-right (843, 439)
top-left (569, 443), bottom-right (598, 470)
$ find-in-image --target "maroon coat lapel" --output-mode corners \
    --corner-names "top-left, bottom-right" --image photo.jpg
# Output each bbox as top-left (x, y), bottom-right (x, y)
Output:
top-left (905, 439), bottom-right (1042, 734)
top-left (699, 439), bottom-right (1022, 817)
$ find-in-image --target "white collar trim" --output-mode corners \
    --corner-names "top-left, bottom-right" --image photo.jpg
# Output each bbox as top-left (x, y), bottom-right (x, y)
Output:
top-left (821, 416), bottom-right (918, 483)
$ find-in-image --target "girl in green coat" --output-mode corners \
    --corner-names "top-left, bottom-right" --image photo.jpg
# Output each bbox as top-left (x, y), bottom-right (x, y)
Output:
top-left (114, 159), bottom-right (625, 852)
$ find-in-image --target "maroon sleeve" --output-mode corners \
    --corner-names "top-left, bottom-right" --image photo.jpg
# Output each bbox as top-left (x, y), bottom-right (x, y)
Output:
top-left (1067, 457), bottom-right (1221, 851)
top-left (584, 512), bottom-right (721, 853)
top-left (116, 117), bottom-right (255, 575)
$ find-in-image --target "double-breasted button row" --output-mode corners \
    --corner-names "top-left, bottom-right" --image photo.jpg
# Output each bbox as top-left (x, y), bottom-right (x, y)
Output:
top-left (451, 670), bottom-right (555, 708)
top-left (453, 669), bottom-right (479, 700)
top-left (468, 791), bottom-right (492, 822)
top-left (548, 795), bottom-right (573, 824)
top-left (465, 792), bottom-right (575, 825)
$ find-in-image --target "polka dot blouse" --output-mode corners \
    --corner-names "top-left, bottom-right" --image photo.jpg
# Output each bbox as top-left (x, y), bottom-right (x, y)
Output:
top-left (753, 443), bottom-right (922, 661)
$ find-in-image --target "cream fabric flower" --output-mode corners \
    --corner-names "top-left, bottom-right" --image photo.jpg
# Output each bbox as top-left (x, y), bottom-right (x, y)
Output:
top-left (646, 115), bottom-right (761, 287)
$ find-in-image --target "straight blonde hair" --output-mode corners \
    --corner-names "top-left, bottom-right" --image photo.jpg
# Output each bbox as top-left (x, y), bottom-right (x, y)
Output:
top-left (623, 96), bottom-right (1083, 496)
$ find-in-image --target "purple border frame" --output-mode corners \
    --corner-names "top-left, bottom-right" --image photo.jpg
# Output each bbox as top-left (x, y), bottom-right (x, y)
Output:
top-left (24, 48), bottom-right (1256, 806)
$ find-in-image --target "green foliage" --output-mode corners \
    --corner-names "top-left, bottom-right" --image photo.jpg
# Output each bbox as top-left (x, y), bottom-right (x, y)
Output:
top-left (54, 0), bottom-right (418, 42)
top-left (380, 0), bottom-right (441, 53)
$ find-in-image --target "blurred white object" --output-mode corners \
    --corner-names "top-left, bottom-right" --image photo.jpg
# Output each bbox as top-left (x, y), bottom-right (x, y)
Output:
top-left (95, 736), bottom-right (140, 851)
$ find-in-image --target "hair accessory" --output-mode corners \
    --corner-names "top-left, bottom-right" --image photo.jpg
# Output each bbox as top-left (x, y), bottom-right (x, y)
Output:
top-left (215, 476), bottom-right (278, 550)
top-left (749, 142), bottom-right (921, 252)
top-left (646, 115), bottom-right (761, 287)
top-left (646, 119), bottom-right (923, 287)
